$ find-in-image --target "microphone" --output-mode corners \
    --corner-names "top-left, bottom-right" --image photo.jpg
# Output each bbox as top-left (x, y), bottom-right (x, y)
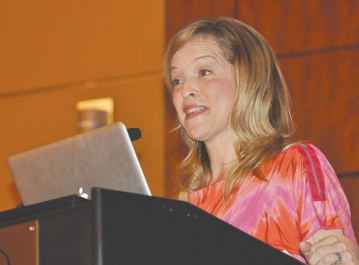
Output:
top-left (127, 128), bottom-right (142, 141)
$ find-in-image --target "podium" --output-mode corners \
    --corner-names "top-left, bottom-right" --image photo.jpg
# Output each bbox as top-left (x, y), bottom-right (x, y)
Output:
top-left (0, 188), bottom-right (304, 265)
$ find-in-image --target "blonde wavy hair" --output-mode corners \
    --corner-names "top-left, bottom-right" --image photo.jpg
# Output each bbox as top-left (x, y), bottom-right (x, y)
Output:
top-left (163, 17), bottom-right (295, 200)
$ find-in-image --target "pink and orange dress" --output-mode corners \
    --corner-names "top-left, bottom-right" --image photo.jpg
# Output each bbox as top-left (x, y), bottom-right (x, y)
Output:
top-left (188, 143), bottom-right (357, 263)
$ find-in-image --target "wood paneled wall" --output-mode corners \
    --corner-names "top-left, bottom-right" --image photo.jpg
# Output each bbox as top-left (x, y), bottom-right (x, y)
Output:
top-left (0, 0), bottom-right (165, 212)
top-left (238, 1), bottom-right (359, 174)
top-left (165, 0), bottom-right (359, 237)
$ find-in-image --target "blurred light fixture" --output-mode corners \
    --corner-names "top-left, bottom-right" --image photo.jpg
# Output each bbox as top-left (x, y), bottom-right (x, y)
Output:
top-left (76, 97), bottom-right (114, 132)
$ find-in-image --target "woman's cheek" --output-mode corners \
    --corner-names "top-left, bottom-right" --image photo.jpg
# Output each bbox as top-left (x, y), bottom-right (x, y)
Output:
top-left (172, 92), bottom-right (182, 117)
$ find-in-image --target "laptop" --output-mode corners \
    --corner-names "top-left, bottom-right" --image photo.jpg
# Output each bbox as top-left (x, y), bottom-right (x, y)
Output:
top-left (7, 122), bottom-right (151, 206)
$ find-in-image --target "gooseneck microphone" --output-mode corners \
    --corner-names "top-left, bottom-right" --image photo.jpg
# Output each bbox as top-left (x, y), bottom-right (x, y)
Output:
top-left (127, 128), bottom-right (141, 141)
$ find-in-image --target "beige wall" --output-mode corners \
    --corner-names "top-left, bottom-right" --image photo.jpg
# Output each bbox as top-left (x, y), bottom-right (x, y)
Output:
top-left (0, 0), bottom-right (165, 211)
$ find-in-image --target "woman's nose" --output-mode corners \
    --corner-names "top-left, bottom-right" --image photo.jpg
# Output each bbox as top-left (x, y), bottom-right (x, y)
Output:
top-left (181, 79), bottom-right (199, 99)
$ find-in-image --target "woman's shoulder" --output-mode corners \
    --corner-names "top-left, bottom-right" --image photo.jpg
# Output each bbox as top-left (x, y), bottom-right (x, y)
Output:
top-left (265, 141), bottom-right (310, 167)
top-left (278, 142), bottom-right (334, 201)
top-left (282, 141), bottom-right (316, 152)
top-left (280, 142), bottom-right (328, 163)
top-left (263, 142), bottom-right (329, 181)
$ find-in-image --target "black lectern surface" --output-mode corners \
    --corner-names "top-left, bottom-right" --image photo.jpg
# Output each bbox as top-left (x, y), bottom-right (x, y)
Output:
top-left (92, 188), bottom-right (304, 265)
top-left (0, 195), bottom-right (89, 227)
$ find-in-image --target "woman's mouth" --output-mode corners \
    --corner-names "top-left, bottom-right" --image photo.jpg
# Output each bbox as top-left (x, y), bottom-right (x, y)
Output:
top-left (185, 106), bottom-right (208, 117)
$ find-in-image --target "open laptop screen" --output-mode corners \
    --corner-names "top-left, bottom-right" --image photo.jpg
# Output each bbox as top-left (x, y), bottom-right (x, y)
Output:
top-left (7, 122), bottom-right (151, 205)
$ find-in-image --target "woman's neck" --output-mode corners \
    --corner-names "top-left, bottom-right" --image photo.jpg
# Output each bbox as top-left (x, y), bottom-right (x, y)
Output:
top-left (205, 136), bottom-right (238, 185)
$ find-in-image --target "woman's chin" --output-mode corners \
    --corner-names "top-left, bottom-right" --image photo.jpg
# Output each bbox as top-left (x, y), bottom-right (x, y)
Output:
top-left (186, 131), bottom-right (207, 142)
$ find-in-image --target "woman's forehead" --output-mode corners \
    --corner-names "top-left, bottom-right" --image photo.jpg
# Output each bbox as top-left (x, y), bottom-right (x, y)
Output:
top-left (171, 35), bottom-right (225, 66)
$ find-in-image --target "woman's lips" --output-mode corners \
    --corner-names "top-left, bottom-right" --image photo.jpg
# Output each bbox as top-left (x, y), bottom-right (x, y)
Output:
top-left (183, 105), bottom-right (209, 119)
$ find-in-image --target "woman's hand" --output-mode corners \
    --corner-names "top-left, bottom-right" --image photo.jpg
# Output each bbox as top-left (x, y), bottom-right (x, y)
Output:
top-left (300, 236), bottom-right (352, 264)
top-left (299, 229), bottom-right (359, 265)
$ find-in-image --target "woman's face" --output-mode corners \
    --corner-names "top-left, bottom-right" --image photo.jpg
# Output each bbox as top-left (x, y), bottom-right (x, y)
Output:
top-left (170, 35), bottom-right (236, 144)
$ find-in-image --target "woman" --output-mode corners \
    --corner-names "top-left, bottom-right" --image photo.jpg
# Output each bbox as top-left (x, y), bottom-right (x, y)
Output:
top-left (163, 17), bottom-right (359, 264)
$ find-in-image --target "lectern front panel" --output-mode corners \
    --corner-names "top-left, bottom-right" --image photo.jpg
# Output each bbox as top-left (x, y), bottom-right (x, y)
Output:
top-left (91, 188), bottom-right (304, 265)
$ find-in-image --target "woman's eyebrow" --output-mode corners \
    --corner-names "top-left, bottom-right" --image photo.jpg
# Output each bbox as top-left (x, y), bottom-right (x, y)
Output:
top-left (169, 66), bottom-right (178, 73)
top-left (169, 54), bottom-right (220, 73)
top-left (194, 55), bottom-right (219, 62)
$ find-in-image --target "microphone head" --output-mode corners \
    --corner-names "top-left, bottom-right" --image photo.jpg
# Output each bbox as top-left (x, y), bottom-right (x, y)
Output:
top-left (127, 128), bottom-right (141, 141)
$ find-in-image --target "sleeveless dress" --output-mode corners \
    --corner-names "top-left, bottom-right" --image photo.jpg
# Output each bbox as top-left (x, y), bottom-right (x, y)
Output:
top-left (187, 144), bottom-right (357, 263)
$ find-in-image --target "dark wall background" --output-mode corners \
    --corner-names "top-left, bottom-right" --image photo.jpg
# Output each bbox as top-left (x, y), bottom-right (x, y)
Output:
top-left (165, 0), bottom-right (359, 238)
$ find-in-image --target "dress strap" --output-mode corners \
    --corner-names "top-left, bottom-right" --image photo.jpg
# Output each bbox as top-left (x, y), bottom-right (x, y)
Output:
top-left (294, 142), bottom-right (327, 201)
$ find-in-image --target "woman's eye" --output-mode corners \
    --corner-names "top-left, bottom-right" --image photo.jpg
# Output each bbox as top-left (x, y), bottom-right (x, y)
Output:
top-left (199, 70), bottom-right (211, 76)
top-left (171, 79), bottom-right (182, 87)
